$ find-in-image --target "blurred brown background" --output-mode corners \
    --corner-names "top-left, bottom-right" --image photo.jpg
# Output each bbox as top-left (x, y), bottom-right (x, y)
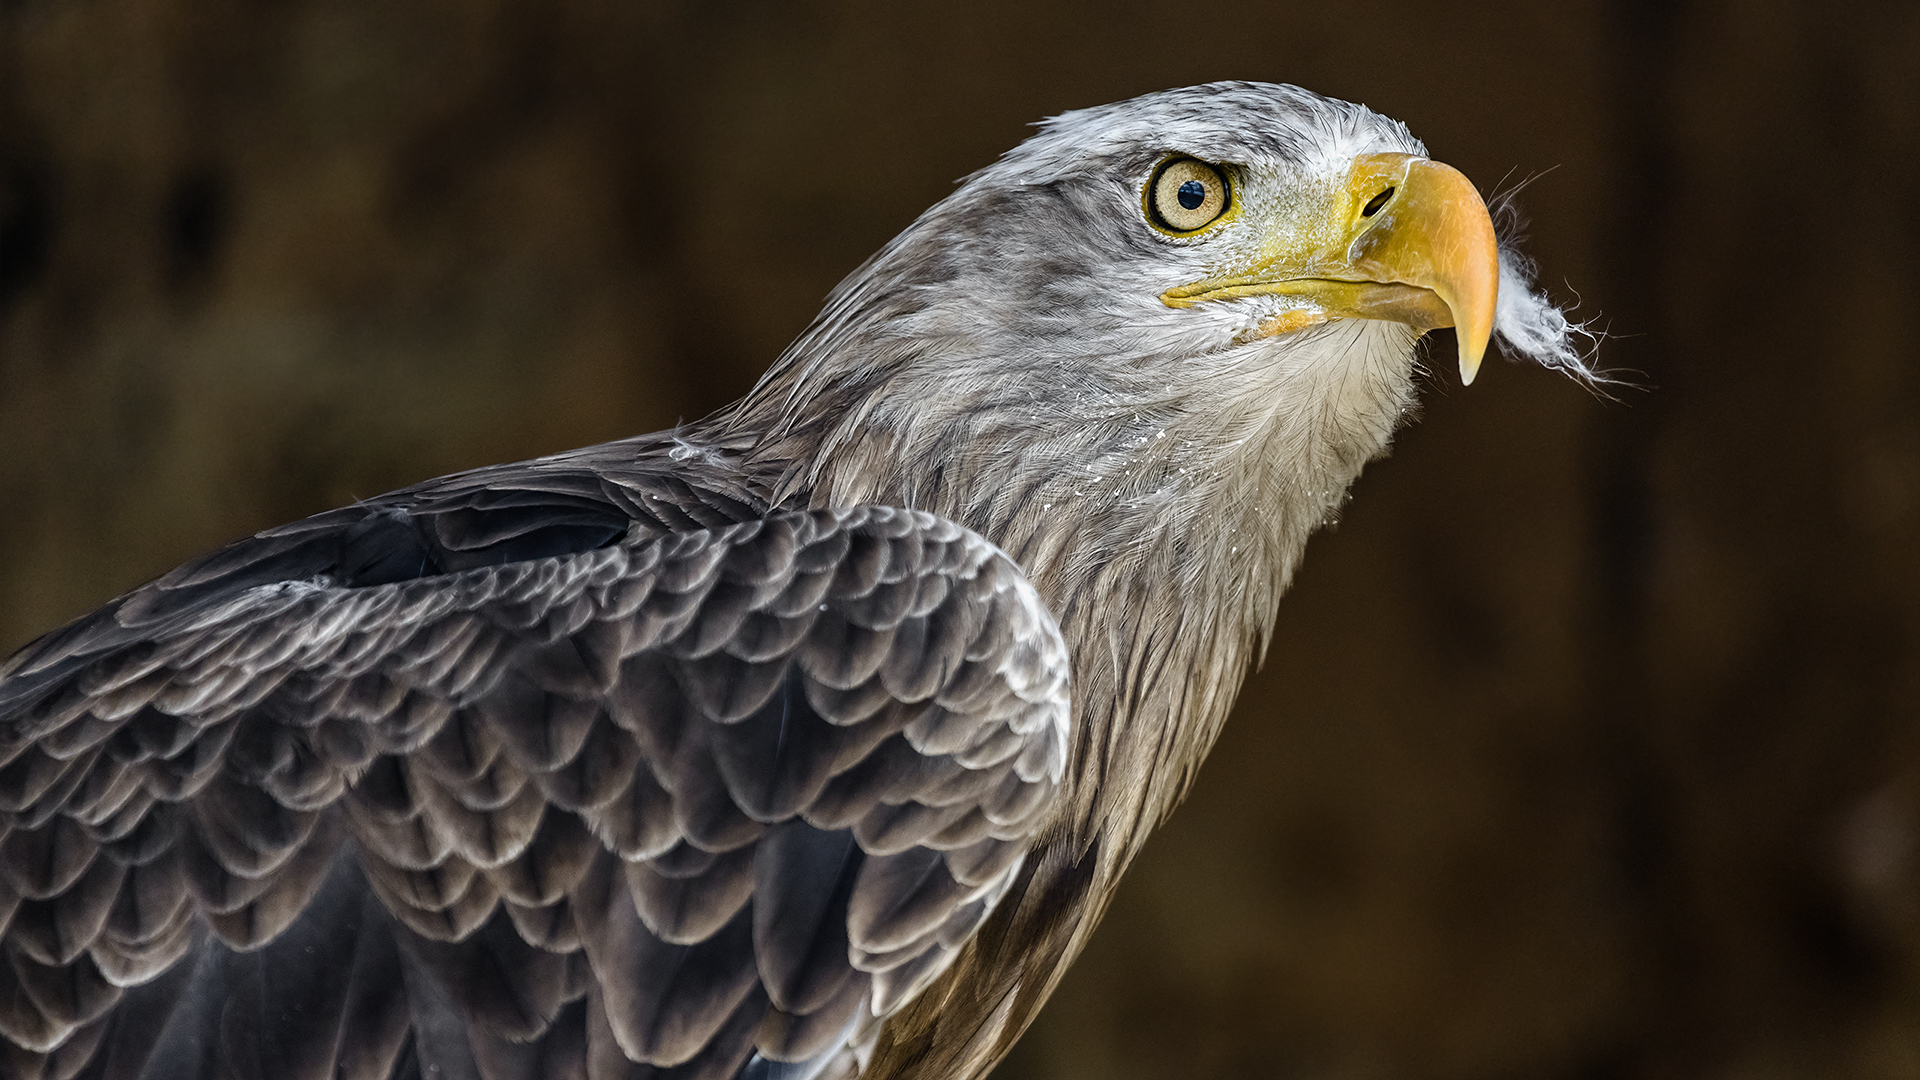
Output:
top-left (2, 1), bottom-right (1917, 1077)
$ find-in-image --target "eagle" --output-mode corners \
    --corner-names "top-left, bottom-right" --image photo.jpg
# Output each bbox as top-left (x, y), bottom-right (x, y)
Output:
top-left (0, 83), bottom-right (1589, 1080)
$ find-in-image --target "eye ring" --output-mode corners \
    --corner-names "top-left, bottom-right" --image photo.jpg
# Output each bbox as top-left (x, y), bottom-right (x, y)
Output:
top-left (1147, 157), bottom-right (1231, 234)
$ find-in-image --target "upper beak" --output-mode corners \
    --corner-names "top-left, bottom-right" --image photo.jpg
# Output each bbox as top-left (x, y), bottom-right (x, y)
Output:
top-left (1161, 153), bottom-right (1501, 385)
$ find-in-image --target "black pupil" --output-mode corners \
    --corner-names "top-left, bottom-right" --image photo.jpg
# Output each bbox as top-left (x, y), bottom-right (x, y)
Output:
top-left (1176, 179), bottom-right (1207, 210)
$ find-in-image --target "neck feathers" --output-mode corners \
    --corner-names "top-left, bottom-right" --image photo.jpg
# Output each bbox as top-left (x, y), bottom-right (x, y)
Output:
top-left (717, 314), bottom-right (1420, 862)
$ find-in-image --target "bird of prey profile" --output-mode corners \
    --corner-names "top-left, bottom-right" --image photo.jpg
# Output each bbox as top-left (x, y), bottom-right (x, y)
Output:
top-left (0, 83), bottom-right (1588, 1080)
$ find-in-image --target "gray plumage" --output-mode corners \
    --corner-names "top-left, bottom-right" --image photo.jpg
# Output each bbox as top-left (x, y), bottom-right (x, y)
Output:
top-left (0, 82), bottom-right (1586, 1080)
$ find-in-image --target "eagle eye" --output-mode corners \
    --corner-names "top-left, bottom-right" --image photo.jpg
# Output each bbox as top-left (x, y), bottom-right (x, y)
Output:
top-left (1148, 158), bottom-right (1229, 234)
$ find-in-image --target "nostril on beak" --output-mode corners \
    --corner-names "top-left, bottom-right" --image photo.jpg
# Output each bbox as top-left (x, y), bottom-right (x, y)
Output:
top-left (1361, 187), bottom-right (1395, 218)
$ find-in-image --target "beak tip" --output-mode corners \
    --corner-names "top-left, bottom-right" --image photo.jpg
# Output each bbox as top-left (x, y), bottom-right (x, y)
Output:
top-left (1458, 343), bottom-right (1484, 386)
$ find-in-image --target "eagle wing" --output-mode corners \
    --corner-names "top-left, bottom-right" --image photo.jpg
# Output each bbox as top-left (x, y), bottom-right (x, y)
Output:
top-left (0, 460), bottom-right (1070, 1080)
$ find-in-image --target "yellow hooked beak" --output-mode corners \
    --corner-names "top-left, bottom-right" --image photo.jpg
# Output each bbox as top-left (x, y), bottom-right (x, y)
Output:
top-left (1161, 153), bottom-right (1500, 385)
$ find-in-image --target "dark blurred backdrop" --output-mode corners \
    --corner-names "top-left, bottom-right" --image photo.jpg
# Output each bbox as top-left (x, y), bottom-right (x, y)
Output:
top-left (2, 2), bottom-right (1917, 1078)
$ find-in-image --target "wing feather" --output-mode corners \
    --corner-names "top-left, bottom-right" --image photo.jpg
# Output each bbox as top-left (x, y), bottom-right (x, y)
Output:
top-left (627, 845), bottom-right (758, 946)
top-left (751, 823), bottom-right (862, 1015)
top-left (0, 493), bottom-right (1070, 1079)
